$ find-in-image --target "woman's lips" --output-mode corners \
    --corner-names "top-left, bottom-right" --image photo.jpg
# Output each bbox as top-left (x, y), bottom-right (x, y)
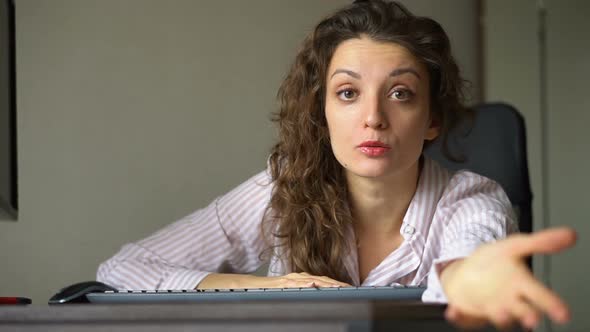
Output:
top-left (358, 141), bottom-right (391, 157)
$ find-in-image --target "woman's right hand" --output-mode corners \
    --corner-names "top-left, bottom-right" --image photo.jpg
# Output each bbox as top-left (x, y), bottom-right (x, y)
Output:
top-left (197, 272), bottom-right (351, 289)
top-left (259, 272), bottom-right (351, 288)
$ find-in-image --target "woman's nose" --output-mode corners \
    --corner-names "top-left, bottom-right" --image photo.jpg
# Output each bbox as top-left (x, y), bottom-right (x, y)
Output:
top-left (363, 96), bottom-right (388, 130)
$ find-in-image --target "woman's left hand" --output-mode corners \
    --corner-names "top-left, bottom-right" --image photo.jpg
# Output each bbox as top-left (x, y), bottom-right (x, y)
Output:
top-left (440, 227), bottom-right (577, 330)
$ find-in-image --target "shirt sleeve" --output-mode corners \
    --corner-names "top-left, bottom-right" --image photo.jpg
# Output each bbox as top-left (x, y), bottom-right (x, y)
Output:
top-left (96, 169), bottom-right (273, 290)
top-left (422, 171), bottom-right (518, 302)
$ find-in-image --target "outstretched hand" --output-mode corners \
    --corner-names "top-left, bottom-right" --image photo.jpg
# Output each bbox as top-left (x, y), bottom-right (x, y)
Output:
top-left (440, 227), bottom-right (577, 330)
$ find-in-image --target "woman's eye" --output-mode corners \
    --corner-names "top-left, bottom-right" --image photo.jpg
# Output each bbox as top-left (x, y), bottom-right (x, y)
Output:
top-left (390, 89), bottom-right (412, 101)
top-left (337, 89), bottom-right (357, 101)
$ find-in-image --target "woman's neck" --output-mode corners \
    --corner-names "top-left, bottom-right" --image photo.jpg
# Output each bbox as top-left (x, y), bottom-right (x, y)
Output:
top-left (346, 160), bottom-right (421, 235)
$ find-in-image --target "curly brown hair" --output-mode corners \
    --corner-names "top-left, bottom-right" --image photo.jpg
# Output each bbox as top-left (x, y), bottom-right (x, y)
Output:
top-left (264, 0), bottom-right (468, 283)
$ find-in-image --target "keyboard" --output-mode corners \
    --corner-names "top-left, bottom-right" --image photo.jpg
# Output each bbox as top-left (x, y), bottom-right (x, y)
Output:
top-left (87, 286), bottom-right (425, 304)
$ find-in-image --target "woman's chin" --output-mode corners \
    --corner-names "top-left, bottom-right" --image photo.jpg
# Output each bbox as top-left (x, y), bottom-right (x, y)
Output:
top-left (345, 166), bottom-right (391, 179)
top-left (339, 157), bottom-right (401, 179)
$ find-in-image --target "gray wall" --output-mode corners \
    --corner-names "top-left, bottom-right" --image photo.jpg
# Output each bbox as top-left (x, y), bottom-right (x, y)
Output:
top-left (0, 0), bottom-right (479, 304)
top-left (485, 1), bottom-right (590, 331)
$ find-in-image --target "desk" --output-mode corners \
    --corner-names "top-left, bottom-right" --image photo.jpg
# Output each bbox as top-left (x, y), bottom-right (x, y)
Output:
top-left (0, 301), bottom-right (516, 331)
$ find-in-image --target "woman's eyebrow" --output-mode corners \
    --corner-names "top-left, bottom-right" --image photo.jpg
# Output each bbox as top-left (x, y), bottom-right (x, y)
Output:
top-left (330, 69), bottom-right (361, 79)
top-left (390, 67), bottom-right (421, 79)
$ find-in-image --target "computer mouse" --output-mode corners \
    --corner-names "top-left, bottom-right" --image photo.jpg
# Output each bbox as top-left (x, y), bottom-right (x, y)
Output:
top-left (48, 281), bottom-right (118, 305)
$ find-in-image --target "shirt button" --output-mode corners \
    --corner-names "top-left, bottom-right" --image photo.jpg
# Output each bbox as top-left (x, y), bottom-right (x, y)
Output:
top-left (403, 224), bottom-right (416, 235)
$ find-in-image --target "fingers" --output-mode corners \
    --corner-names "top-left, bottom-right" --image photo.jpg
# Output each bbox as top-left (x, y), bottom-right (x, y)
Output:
top-left (297, 272), bottom-right (351, 287)
top-left (520, 276), bottom-right (571, 324)
top-left (509, 297), bottom-right (540, 330)
top-left (285, 279), bottom-right (335, 288)
top-left (276, 278), bottom-right (331, 288)
top-left (449, 277), bottom-right (569, 330)
top-left (509, 227), bottom-right (577, 257)
top-left (488, 307), bottom-right (514, 331)
top-left (280, 273), bottom-right (350, 288)
top-left (310, 275), bottom-right (351, 287)
top-left (288, 279), bottom-right (331, 288)
top-left (448, 301), bottom-right (536, 331)
top-left (445, 306), bottom-right (488, 330)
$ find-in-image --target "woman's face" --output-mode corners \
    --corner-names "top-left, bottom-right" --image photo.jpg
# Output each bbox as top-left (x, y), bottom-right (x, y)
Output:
top-left (324, 37), bottom-right (439, 180)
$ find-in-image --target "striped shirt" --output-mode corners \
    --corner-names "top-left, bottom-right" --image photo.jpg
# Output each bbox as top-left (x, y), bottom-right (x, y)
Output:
top-left (97, 157), bottom-right (517, 302)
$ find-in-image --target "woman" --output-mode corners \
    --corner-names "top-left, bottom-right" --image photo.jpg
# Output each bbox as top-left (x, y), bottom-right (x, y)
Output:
top-left (98, 0), bottom-right (575, 329)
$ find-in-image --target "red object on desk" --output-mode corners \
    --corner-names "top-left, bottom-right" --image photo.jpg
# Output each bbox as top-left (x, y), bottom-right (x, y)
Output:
top-left (0, 297), bottom-right (32, 305)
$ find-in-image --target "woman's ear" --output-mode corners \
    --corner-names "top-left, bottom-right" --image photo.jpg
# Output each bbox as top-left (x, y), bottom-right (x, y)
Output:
top-left (425, 117), bottom-right (440, 141)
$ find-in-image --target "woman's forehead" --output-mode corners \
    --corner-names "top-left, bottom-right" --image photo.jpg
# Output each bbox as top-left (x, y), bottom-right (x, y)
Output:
top-left (327, 37), bottom-right (428, 82)
top-left (326, 37), bottom-right (429, 84)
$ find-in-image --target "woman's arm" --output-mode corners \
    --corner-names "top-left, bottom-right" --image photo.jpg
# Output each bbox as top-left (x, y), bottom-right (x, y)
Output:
top-left (440, 227), bottom-right (576, 330)
top-left (420, 170), bottom-right (570, 329)
top-left (96, 169), bottom-right (351, 290)
top-left (97, 170), bottom-right (274, 290)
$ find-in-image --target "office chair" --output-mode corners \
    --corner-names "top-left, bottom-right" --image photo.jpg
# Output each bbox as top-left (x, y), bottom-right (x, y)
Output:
top-left (424, 102), bottom-right (533, 237)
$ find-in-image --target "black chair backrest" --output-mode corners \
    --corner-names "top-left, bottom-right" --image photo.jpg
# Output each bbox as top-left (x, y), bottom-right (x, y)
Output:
top-left (424, 103), bottom-right (533, 235)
